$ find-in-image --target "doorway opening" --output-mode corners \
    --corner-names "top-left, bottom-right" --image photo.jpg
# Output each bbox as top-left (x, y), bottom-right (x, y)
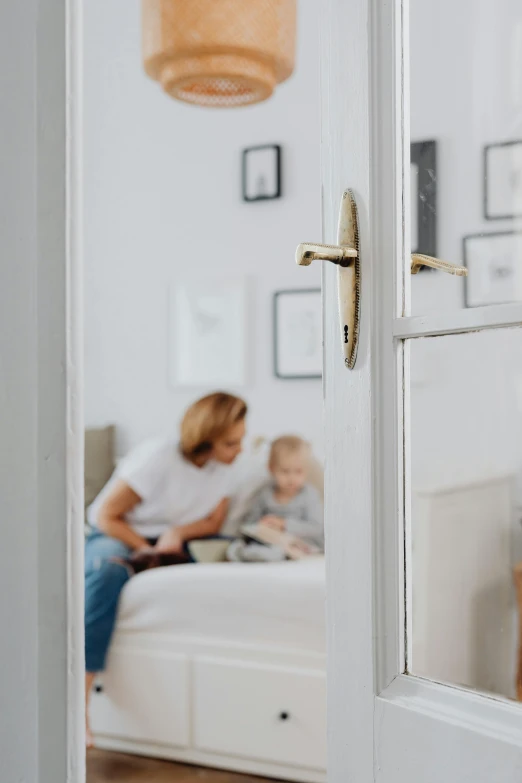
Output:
top-left (82, 2), bottom-right (325, 780)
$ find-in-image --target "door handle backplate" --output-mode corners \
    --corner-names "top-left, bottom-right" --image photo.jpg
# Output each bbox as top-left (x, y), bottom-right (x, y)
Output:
top-left (296, 190), bottom-right (361, 369)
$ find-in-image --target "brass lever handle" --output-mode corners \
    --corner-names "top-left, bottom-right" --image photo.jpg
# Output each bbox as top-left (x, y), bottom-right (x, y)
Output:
top-left (411, 253), bottom-right (468, 276)
top-left (296, 242), bottom-right (358, 268)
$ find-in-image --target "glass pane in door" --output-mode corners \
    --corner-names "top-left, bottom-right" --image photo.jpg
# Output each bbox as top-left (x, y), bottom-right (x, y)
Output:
top-left (409, 0), bottom-right (522, 315)
top-left (409, 327), bottom-right (522, 700)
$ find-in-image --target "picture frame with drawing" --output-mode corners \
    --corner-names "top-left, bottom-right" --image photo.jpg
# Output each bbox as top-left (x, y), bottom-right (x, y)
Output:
top-left (483, 140), bottom-right (522, 220)
top-left (273, 289), bottom-right (322, 380)
top-left (242, 144), bottom-right (282, 202)
top-left (463, 231), bottom-right (522, 307)
top-left (169, 280), bottom-right (247, 387)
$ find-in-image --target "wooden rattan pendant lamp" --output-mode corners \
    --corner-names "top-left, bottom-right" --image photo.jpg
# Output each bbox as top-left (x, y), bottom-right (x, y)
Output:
top-left (142, 0), bottom-right (297, 108)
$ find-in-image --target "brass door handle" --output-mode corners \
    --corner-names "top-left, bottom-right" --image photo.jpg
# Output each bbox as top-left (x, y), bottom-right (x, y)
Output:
top-left (411, 254), bottom-right (467, 275)
top-left (296, 190), bottom-right (360, 369)
top-left (296, 243), bottom-right (357, 268)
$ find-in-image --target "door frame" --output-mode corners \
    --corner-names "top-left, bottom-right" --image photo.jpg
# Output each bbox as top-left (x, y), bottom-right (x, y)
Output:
top-left (48, 0), bottom-right (85, 779)
top-left (65, 0), bottom-right (86, 778)
top-left (1, 0), bottom-right (85, 780)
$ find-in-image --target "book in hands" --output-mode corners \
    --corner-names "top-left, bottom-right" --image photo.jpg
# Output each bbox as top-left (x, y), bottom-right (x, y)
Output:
top-left (240, 523), bottom-right (322, 561)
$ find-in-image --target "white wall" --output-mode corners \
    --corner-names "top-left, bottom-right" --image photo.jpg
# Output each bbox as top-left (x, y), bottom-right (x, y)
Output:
top-left (83, 0), bottom-right (322, 457)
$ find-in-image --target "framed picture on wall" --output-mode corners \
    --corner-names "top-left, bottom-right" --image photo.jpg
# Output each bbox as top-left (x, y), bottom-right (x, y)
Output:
top-left (242, 144), bottom-right (282, 202)
top-left (169, 280), bottom-right (247, 387)
top-left (411, 140), bottom-right (437, 260)
top-left (483, 140), bottom-right (522, 220)
top-left (463, 231), bottom-right (522, 307)
top-left (273, 289), bottom-right (322, 380)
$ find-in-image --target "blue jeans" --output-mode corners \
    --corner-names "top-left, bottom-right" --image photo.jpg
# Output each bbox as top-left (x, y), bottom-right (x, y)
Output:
top-left (84, 530), bottom-right (226, 671)
top-left (85, 531), bottom-right (132, 672)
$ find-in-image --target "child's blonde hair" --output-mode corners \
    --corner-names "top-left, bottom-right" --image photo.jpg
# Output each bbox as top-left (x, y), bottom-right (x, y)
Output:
top-left (269, 435), bottom-right (311, 470)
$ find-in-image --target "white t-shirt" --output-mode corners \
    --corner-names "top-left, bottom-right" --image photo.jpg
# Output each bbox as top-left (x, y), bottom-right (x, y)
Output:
top-left (88, 439), bottom-right (238, 539)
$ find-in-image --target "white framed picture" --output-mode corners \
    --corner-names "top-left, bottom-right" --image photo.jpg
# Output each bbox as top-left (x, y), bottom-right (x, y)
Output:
top-left (169, 280), bottom-right (247, 387)
top-left (484, 140), bottom-right (522, 220)
top-left (273, 289), bottom-right (322, 379)
top-left (463, 231), bottom-right (522, 307)
top-left (242, 144), bottom-right (282, 202)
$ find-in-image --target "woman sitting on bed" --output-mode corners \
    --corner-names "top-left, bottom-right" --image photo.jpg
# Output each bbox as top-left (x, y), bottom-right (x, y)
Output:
top-left (84, 392), bottom-right (247, 747)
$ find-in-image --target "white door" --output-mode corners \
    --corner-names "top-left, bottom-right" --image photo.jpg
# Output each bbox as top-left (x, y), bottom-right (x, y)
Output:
top-left (301, 0), bottom-right (522, 781)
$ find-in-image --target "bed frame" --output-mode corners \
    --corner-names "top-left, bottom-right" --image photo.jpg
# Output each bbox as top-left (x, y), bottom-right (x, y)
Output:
top-left (91, 630), bottom-right (327, 782)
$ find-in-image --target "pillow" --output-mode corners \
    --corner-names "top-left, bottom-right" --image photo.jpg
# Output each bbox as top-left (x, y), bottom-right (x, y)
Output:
top-left (84, 425), bottom-right (115, 512)
top-left (187, 539), bottom-right (231, 563)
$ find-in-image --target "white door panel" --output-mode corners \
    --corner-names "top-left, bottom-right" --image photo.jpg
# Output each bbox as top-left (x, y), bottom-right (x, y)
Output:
top-left (321, 0), bottom-right (522, 779)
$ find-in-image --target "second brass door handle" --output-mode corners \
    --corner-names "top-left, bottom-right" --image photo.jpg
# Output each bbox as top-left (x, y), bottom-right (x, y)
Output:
top-left (411, 254), bottom-right (468, 275)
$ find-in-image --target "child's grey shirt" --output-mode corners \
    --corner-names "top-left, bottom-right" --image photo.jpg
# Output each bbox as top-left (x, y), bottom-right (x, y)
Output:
top-left (242, 483), bottom-right (324, 549)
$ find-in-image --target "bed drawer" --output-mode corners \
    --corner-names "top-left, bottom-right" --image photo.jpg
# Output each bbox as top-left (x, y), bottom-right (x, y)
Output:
top-left (193, 657), bottom-right (326, 770)
top-left (90, 647), bottom-right (190, 748)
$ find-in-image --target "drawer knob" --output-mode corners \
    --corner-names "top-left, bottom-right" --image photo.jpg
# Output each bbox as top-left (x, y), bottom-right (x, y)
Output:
top-left (279, 711), bottom-right (290, 721)
top-left (94, 683), bottom-right (104, 694)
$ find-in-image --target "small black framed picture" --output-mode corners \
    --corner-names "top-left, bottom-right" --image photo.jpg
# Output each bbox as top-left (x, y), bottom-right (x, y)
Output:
top-left (411, 140), bottom-right (437, 260)
top-left (483, 140), bottom-right (522, 220)
top-left (273, 289), bottom-right (322, 380)
top-left (242, 144), bottom-right (282, 202)
top-left (462, 230), bottom-right (522, 307)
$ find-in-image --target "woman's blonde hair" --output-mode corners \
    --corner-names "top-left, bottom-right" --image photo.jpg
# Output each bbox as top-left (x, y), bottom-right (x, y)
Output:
top-left (180, 392), bottom-right (247, 460)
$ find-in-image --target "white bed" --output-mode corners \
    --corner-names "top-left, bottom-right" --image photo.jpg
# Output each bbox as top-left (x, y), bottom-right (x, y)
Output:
top-left (91, 558), bottom-right (327, 782)
top-left (117, 558), bottom-right (326, 651)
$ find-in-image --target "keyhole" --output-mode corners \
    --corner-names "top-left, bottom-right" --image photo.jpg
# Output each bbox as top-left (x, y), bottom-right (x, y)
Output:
top-left (344, 325), bottom-right (349, 344)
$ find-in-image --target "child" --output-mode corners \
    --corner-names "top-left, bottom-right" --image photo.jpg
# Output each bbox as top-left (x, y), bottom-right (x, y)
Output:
top-left (227, 436), bottom-right (324, 562)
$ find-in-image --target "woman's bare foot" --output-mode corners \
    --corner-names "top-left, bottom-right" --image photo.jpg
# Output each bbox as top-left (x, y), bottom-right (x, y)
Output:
top-left (85, 671), bottom-right (96, 750)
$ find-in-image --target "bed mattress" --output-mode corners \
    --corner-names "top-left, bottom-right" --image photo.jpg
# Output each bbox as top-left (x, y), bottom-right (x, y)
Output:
top-left (116, 557), bottom-right (326, 653)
